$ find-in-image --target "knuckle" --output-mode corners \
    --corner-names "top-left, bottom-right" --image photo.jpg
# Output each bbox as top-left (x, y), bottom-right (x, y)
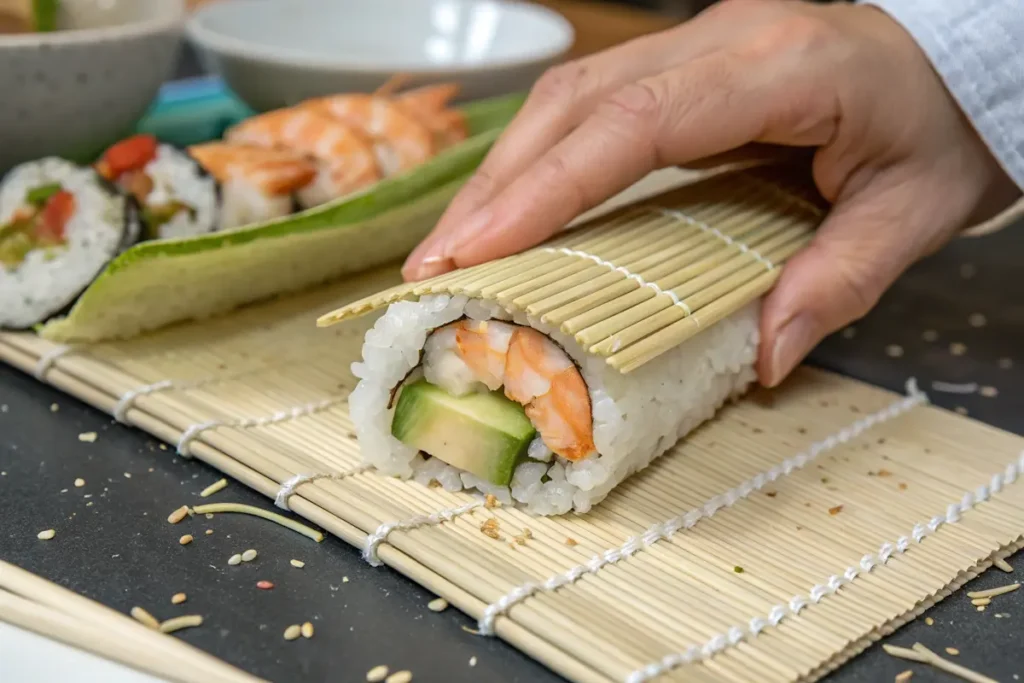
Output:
top-left (596, 81), bottom-right (664, 130)
top-left (738, 13), bottom-right (836, 61)
top-left (530, 62), bottom-right (591, 105)
top-left (537, 152), bottom-right (587, 213)
top-left (461, 167), bottom-right (496, 198)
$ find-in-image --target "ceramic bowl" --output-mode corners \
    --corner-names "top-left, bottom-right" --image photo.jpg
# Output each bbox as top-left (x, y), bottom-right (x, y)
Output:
top-left (186, 0), bottom-right (574, 111)
top-left (0, 0), bottom-right (185, 171)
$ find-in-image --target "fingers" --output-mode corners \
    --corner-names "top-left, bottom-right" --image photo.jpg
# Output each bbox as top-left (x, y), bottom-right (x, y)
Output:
top-left (756, 171), bottom-right (934, 387)
top-left (401, 24), bottom-right (727, 281)
top-left (445, 54), bottom-right (785, 268)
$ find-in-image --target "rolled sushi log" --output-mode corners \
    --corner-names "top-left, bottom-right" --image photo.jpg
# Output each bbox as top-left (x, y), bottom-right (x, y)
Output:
top-left (0, 157), bottom-right (139, 329)
top-left (96, 134), bottom-right (219, 240)
top-left (350, 295), bottom-right (759, 515)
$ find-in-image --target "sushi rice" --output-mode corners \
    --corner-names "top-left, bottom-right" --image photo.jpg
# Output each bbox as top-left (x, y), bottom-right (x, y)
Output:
top-left (146, 145), bottom-right (219, 239)
top-left (0, 157), bottom-right (138, 329)
top-left (350, 295), bottom-right (759, 515)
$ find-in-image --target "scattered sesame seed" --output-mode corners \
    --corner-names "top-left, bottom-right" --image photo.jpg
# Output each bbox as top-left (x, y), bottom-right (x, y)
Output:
top-left (885, 344), bottom-right (904, 358)
top-left (228, 554), bottom-right (242, 566)
top-left (977, 606), bottom-right (986, 612)
top-left (123, 472), bottom-right (131, 479)
top-left (130, 606), bottom-right (160, 629)
top-left (290, 559), bottom-right (305, 568)
top-left (241, 549), bottom-right (257, 562)
top-left (565, 537), bottom-right (578, 547)
top-left (257, 580), bottom-right (274, 590)
top-left (469, 657), bottom-right (477, 667)
top-left (36, 529), bottom-right (55, 540)
top-left (428, 598), bottom-right (448, 612)
top-left (385, 671), bottom-right (412, 683)
top-left (78, 432), bottom-right (97, 443)
top-left (50, 403), bottom-right (59, 412)
top-left (199, 478), bottom-right (228, 498)
top-left (925, 617), bottom-right (934, 626)
top-left (205, 529), bottom-right (213, 535)
top-left (968, 313), bottom-right (987, 328)
top-left (171, 593), bottom-right (187, 605)
top-left (945, 647), bottom-right (959, 656)
top-left (74, 478), bottom-right (85, 488)
top-left (159, 444), bottom-right (167, 451)
top-left (366, 666), bottom-right (389, 682)
top-left (301, 622), bottom-right (314, 638)
top-left (922, 329), bottom-right (939, 342)
top-left (167, 506), bottom-right (189, 524)
top-left (980, 386), bottom-right (999, 398)
top-left (949, 342), bottom-right (967, 356)
top-left (179, 535), bottom-right (193, 546)
top-left (283, 624), bottom-right (301, 641)
top-left (828, 505), bottom-right (844, 516)
top-left (342, 576), bottom-right (349, 583)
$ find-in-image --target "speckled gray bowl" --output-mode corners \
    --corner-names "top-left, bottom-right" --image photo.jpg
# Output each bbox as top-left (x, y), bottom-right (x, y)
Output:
top-left (0, 0), bottom-right (185, 172)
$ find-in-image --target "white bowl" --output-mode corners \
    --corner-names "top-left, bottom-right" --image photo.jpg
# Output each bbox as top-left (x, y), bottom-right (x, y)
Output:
top-left (186, 0), bottom-right (574, 111)
top-left (0, 0), bottom-right (185, 171)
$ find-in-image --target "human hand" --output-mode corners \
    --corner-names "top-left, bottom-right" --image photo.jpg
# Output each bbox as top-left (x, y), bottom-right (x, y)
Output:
top-left (402, 0), bottom-right (1019, 387)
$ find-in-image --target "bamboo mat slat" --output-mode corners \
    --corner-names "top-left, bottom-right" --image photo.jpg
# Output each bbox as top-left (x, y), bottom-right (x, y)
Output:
top-left (3, 259), bottom-right (1023, 683)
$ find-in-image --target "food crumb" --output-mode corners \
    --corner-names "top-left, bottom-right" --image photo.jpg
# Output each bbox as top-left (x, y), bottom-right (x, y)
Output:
top-left (50, 403), bottom-right (59, 412)
top-left (130, 606), bottom-right (160, 629)
top-left (765, 491), bottom-right (777, 498)
top-left (977, 606), bottom-right (986, 612)
top-left (179, 534), bottom-right (193, 546)
top-left (205, 529), bottom-right (213, 535)
top-left (171, 593), bottom-right (187, 605)
top-left (74, 478), bottom-right (85, 488)
top-left (241, 549), bottom-right (257, 562)
top-left (898, 483), bottom-right (908, 491)
top-left (283, 624), bottom-right (301, 641)
top-left (895, 670), bottom-right (914, 683)
top-left (828, 505), bottom-right (844, 516)
top-left (167, 505), bottom-right (189, 524)
top-left (949, 342), bottom-right (967, 356)
top-left (290, 559), bottom-right (305, 568)
top-left (565, 537), bottom-right (578, 547)
top-left (199, 478), bottom-right (228, 498)
top-left (366, 665), bottom-right (389, 682)
top-left (78, 432), bottom-right (98, 443)
top-left (385, 671), bottom-right (412, 683)
top-left (955, 406), bottom-right (969, 416)
top-left (342, 576), bottom-right (349, 583)
top-left (228, 554), bottom-right (242, 566)
top-left (979, 386), bottom-right (999, 398)
top-left (123, 472), bottom-right (131, 479)
top-left (885, 344), bottom-right (904, 358)
top-left (994, 558), bottom-right (1013, 573)
top-left (968, 313), bottom-right (987, 328)
top-left (925, 617), bottom-right (934, 626)
top-left (37, 529), bottom-right (56, 540)
top-left (428, 598), bottom-right (448, 612)
top-left (468, 656), bottom-right (477, 667)
top-left (301, 621), bottom-right (314, 639)
top-left (733, 566), bottom-right (744, 574)
top-left (159, 444), bottom-right (167, 451)
top-left (479, 518), bottom-right (501, 540)
top-left (945, 647), bottom-right (959, 656)
top-left (257, 580), bottom-right (274, 590)
top-left (922, 329), bottom-right (939, 342)
top-left (484, 494), bottom-right (499, 509)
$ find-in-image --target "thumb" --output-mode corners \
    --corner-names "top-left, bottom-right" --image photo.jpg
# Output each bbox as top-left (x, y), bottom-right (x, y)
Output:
top-left (757, 175), bottom-right (938, 387)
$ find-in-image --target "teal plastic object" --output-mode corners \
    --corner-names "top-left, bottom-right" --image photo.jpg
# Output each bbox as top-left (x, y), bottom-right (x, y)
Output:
top-left (134, 77), bottom-right (255, 147)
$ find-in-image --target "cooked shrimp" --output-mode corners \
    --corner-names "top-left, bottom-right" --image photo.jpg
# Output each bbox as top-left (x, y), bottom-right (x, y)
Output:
top-left (188, 142), bottom-right (317, 195)
top-left (302, 94), bottom-right (434, 175)
top-left (393, 84), bottom-right (468, 149)
top-left (426, 319), bottom-right (597, 461)
top-left (395, 83), bottom-right (461, 112)
top-left (225, 108), bottom-right (380, 198)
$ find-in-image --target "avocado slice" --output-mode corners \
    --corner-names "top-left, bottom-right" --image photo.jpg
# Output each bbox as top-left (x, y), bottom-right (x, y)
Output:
top-left (392, 379), bottom-right (536, 487)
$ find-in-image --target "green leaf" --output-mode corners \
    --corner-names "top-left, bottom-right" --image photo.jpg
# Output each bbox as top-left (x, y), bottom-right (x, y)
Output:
top-left (32, 0), bottom-right (59, 32)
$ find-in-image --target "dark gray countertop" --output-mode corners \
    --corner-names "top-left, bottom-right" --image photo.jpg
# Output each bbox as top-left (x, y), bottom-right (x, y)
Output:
top-left (1, 47), bottom-right (1022, 683)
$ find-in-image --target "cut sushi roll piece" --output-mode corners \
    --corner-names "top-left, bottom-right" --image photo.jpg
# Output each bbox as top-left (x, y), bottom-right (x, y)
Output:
top-left (187, 142), bottom-right (316, 230)
top-left (0, 157), bottom-right (138, 329)
top-left (96, 134), bottom-right (219, 240)
top-left (349, 295), bottom-right (759, 515)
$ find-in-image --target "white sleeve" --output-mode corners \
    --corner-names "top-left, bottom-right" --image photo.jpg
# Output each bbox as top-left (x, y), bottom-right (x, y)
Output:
top-left (858, 0), bottom-right (1024, 192)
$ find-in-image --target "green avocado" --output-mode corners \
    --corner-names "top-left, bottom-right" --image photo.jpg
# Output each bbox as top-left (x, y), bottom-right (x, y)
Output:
top-left (391, 379), bottom-right (536, 487)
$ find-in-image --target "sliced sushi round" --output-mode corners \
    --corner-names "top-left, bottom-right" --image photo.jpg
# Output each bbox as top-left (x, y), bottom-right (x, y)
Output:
top-left (96, 134), bottom-right (219, 240)
top-left (0, 157), bottom-right (139, 329)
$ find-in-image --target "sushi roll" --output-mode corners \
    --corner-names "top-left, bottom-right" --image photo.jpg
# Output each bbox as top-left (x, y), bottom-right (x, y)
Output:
top-left (348, 295), bottom-right (759, 515)
top-left (96, 134), bottom-right (219, 240)
top-left (187, 143), bottom-right (317, 230)
top-left (0, 157), bottom-right (139, 329)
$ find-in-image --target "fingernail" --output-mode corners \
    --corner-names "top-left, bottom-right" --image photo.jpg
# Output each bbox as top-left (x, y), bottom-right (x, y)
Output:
top-left (407, 254), bottom-right (454, 281)
top-left (767, 314), bottom-right (818, 388)
top-left (442, 208), bottom-right (492, 260)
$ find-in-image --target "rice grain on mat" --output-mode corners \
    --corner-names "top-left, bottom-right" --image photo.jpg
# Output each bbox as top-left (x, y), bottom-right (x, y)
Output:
top-left (283, 624), bottom-right (301, 641)
top-left (130, 606), bottom-right (160, 629)
top-left (241, 549), bottom-right (257, 562)
top-left (167, 505), bottom-right (189, 524)
top-left (171, 593), bottom-right (187, 605)
top-left (36, 529), bottom-right (55, 540)
top-left (385, 672), bottom-right (412, 683)
top-left (366, 666), bottom-right (389, 682)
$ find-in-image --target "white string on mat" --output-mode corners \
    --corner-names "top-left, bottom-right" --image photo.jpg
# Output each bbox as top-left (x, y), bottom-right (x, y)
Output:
top-left (113, 379), bottom-right (176, 423)
top-left (176, 395), bottom-right (346, 458)
top-left (626, 447), bottom-right (1024, 683)
top-left (34, 345), bottom-right (73, 380)
top-left (363, 500), bottom-right (484, 567)
top-left (930, 381), bottom-right (978, 394)
top-left (656, 208), bottom-right (776, 272)
top-left (274, 465), bottom-right (372, 511)
top-left (476, 379), bottom-right (928, 636)
top-left (743, 174), bottom-right (827, 218)
top-left (542, 247), bottom-right (692, 316)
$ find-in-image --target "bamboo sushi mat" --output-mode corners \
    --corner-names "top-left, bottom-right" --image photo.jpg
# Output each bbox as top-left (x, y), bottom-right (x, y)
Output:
top-left (2, 264), bottom-right (1024, 683)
